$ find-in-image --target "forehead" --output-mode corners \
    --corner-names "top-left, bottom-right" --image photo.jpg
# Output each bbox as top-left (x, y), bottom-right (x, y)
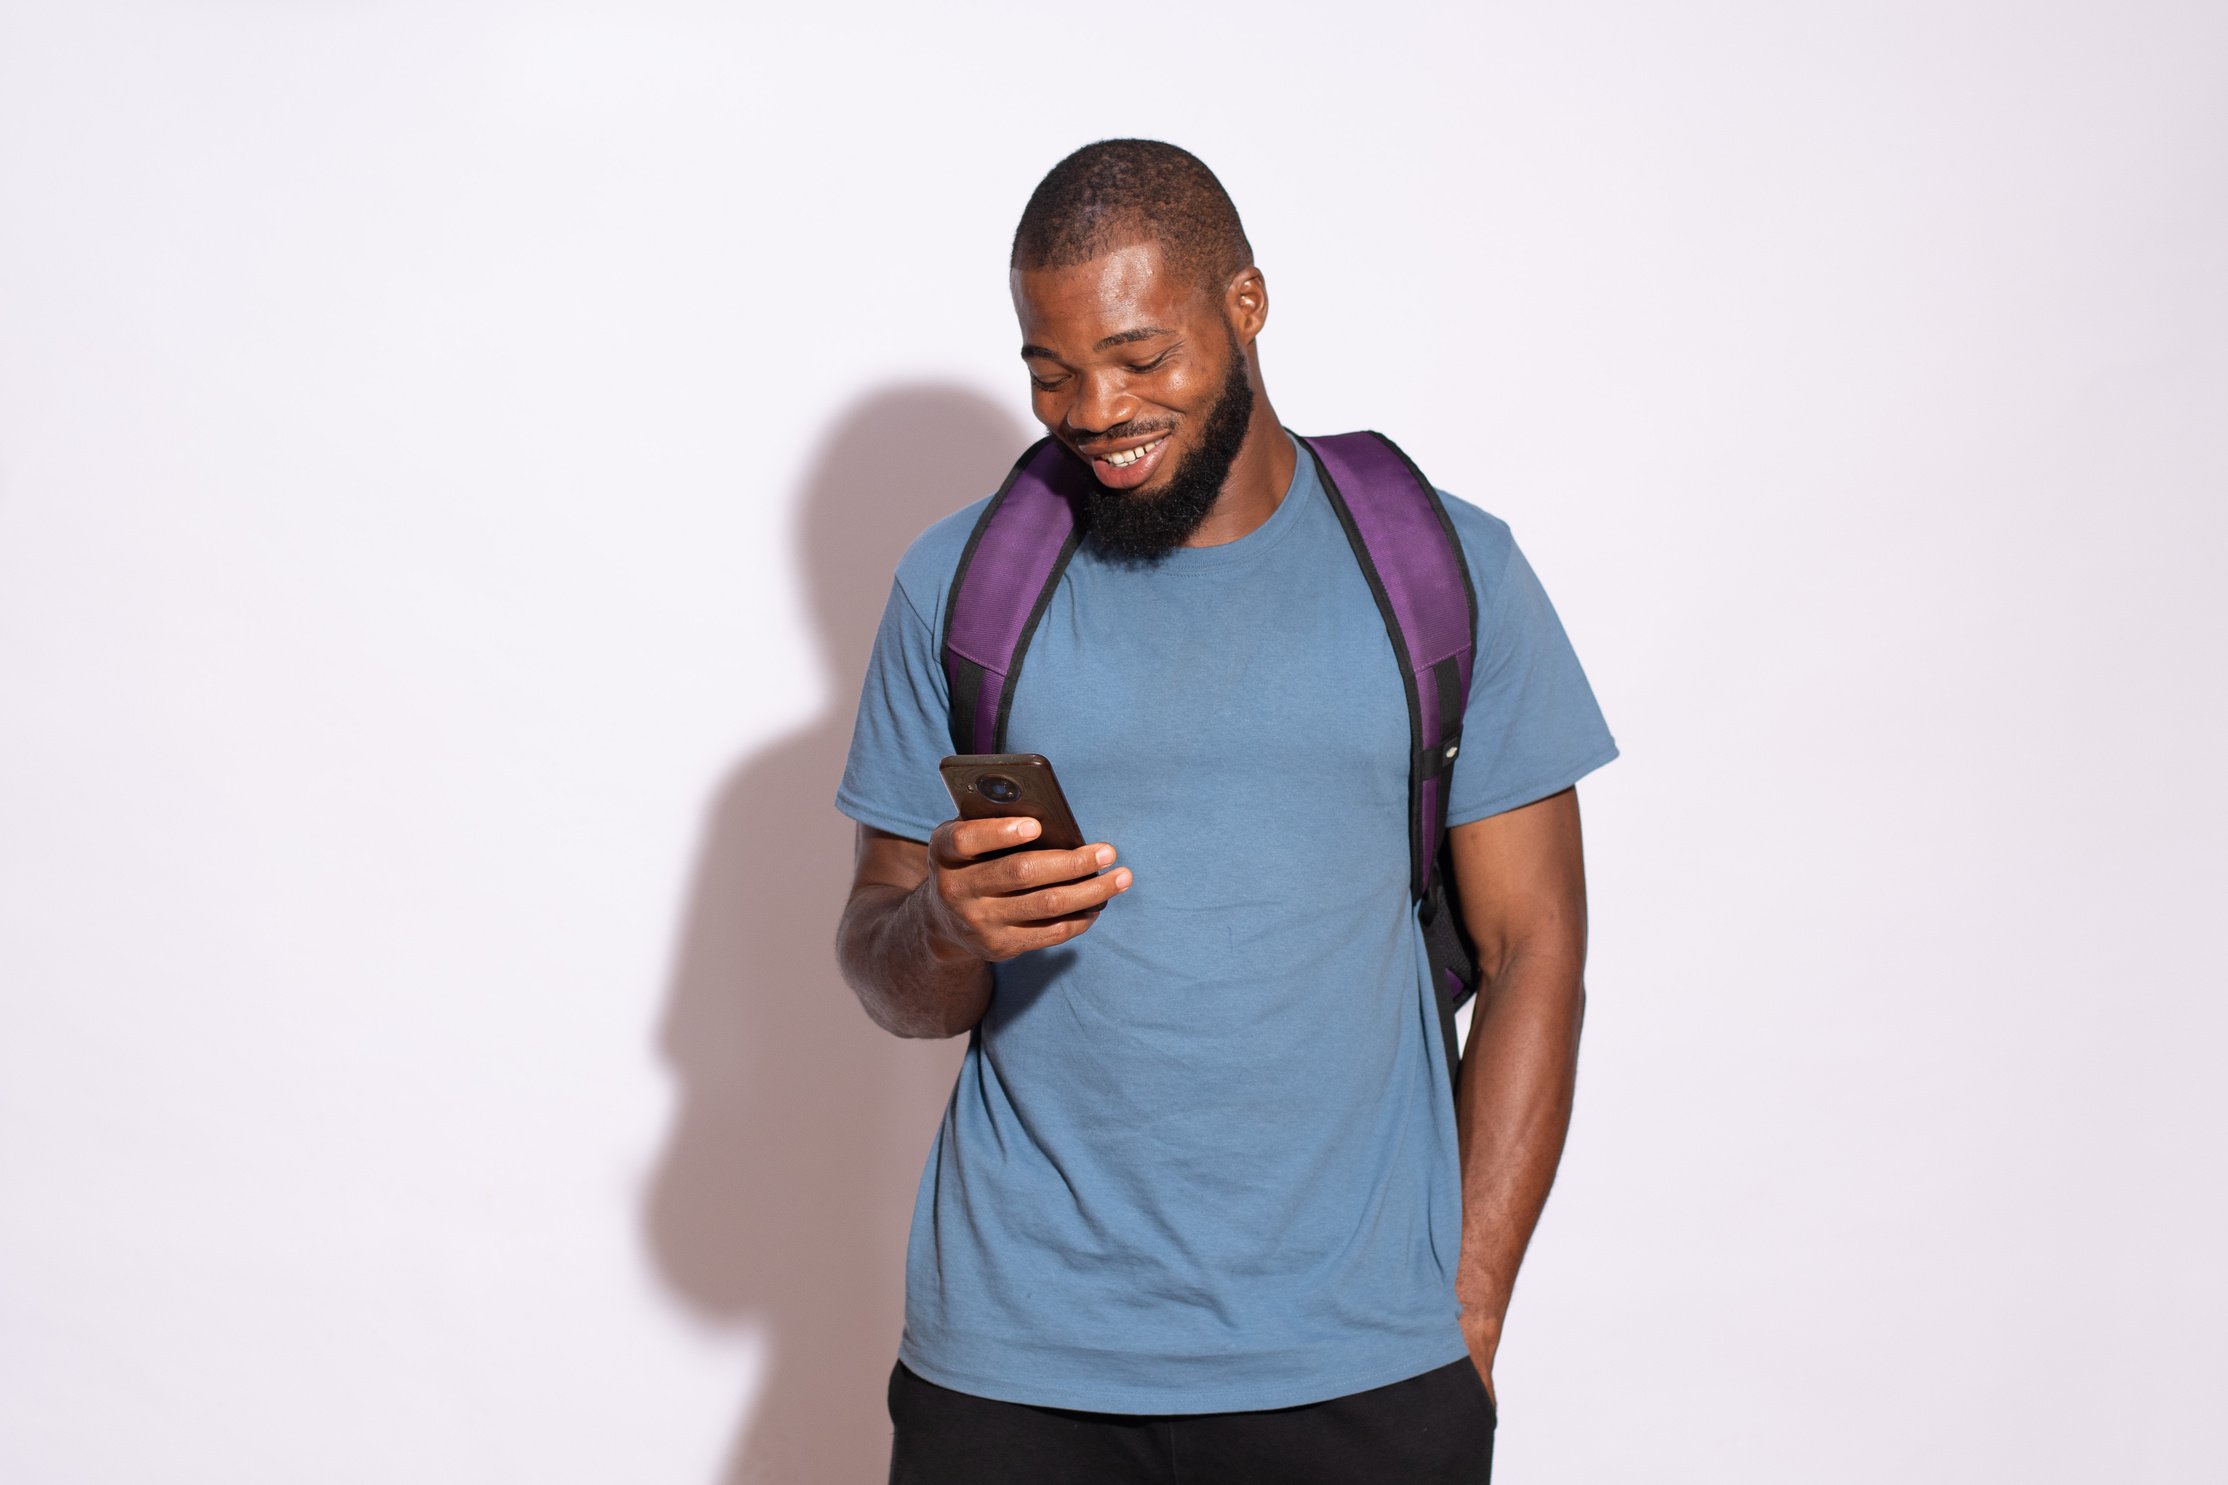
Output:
top-left (1011, 241), bottom-right (1211, 348)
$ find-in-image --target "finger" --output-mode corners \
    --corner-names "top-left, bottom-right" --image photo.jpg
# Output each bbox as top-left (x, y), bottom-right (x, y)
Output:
top-left (987, 913), bottom-right (1100, 960)
top-left (993, 867), bottom-right (1134, 924)
top-left (936, 814), bottom-right (1042, 865)
top-left (987, 842), bottom-right (1117, 892)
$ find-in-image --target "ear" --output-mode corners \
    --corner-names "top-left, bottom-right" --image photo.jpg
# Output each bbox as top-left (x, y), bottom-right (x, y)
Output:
top-left (1225, 266), bottom-right (1268, 345)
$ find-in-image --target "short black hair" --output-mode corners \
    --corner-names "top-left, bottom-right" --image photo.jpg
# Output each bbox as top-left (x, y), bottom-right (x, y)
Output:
top-left (1011, 139), bottom-right (1254, 294)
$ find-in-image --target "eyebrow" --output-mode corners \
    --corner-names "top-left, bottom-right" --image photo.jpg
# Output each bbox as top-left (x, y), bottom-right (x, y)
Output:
top-left (1019, 326), bottom-right (1177, 361)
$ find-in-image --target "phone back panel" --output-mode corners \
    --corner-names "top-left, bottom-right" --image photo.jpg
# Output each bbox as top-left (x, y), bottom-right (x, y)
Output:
top-left (939, 753), bottom-right (1087, 855)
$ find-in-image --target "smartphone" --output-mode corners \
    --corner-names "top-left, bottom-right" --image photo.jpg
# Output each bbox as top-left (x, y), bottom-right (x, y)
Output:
top-left (939, 752), bottom-right (1090, 861)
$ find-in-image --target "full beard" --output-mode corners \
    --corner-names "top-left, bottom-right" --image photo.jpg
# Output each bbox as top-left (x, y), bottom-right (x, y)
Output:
top-left (1078, 342), bottom-right (1256, 564)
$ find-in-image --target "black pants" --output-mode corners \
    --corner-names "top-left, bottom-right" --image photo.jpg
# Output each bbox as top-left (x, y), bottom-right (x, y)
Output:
top-left (888, 1357), bottom-right (1495, 1485)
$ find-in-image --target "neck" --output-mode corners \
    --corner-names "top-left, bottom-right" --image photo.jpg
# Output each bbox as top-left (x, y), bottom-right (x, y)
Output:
top-left (1184, 382), bottom-right (1292, 548)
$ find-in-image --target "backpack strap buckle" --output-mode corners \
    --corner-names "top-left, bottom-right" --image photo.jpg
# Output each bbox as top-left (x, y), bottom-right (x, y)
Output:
top-left (1417, 729), bottom-right (1463, 782)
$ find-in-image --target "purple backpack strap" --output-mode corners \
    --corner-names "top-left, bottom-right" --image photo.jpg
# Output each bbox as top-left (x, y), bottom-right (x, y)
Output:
top-left (941, 438), bottom-right (1086, 756)
top-left (1299, 432), bottom-right (1482, 1026)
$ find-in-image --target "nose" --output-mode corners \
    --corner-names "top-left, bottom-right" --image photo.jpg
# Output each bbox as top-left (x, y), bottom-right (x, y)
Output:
top-left (1062, 369), bottom-right (1138, 441)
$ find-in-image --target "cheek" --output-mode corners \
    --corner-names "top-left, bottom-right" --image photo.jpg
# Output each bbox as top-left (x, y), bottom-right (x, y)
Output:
top-left (1159, 367), bottom-right (1221, 422)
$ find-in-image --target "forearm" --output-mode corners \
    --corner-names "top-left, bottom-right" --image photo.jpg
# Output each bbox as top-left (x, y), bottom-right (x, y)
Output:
top-left (1452, 945), bottom-right (1586, 1340)
top-left (836, 881), bottom-right (995, 1039)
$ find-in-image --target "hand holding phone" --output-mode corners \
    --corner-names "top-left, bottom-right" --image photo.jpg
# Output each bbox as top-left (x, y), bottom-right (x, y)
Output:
top-left (923, 753), bottom-right (1131, 961)
top-left (940, 754), bottom-right (1090, 854)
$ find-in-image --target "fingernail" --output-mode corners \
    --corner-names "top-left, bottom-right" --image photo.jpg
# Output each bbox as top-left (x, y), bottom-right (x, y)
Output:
top-left (1015, 819), bottom-right (1040, 839)
top-left (1095, 846), bottom-right (1114, 866)
top-left (1113, 869), bottom-right (1133, 890)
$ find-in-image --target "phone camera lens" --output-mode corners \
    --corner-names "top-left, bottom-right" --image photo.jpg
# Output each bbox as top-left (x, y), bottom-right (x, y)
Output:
top-left (980, 775), bottom-right (1020, 804)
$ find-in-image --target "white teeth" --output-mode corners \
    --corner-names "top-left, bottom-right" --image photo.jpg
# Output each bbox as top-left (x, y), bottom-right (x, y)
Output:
top-left (1103, 437), bottom-right (1163, 468)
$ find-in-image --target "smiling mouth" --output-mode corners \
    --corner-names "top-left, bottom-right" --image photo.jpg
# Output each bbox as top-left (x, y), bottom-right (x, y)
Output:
top-left (1096, 436), bottom-right (1167, 468)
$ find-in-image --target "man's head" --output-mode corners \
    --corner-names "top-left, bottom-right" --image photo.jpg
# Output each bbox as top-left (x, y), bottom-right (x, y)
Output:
top-left (1010, 140), bottom-right (1268, 561)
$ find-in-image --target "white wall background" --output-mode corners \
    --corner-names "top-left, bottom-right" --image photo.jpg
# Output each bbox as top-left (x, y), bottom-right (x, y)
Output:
top-left (3, 2), bottom-right (2221, 1481)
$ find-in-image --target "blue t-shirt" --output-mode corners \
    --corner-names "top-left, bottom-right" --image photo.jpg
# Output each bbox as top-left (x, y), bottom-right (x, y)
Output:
top-left (836, 431), bottom-right (1618, 1413)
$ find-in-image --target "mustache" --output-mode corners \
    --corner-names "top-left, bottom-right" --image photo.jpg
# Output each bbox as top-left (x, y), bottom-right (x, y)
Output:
top-left (1070, 420), bottom-right (1177, 453)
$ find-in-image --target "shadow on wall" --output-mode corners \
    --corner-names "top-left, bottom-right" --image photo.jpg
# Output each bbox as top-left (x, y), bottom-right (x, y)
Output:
top-left (645, 385), bottom-right (1032, 1485)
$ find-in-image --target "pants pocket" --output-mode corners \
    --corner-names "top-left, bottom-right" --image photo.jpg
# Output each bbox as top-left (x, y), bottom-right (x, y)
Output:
top-left (1466, 1362), bottom-right (1497, 1429)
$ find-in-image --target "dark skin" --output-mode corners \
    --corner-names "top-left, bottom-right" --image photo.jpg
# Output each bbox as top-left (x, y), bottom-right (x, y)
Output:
top-left (835, 237), bottom-right (1590, 1408)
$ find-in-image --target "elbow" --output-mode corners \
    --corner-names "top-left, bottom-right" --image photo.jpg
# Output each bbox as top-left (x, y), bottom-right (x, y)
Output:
top-left (835, 901), bottom-right (984, 1042)
top-left (889, 1007), bottom-right (980, 1041)
top-left (851, 980), bottom-right (972, 1041)
top-left (1473, 945), bottom-right (1587, 1022)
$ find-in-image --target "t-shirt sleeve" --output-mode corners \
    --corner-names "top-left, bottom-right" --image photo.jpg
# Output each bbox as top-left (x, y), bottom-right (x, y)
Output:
top-left (834, 574), bottom-right (958, 842)
top-left (1444, 524), bottom-right (1620, 827)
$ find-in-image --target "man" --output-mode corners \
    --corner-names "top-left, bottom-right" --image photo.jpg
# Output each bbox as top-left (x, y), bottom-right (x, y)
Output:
top-left (834, 139), bottom-right (1617, 1483)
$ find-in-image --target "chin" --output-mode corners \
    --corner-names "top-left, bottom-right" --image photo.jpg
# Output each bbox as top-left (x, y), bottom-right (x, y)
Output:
top-left (1128, 451), bottom-right (1188, 497)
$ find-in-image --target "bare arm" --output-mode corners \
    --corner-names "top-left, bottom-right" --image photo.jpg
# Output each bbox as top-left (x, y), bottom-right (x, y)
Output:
top-left (1446, 784), bottom-right (1591, 1401)
top-left (834, 819), bottom-right (1133, 1039)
